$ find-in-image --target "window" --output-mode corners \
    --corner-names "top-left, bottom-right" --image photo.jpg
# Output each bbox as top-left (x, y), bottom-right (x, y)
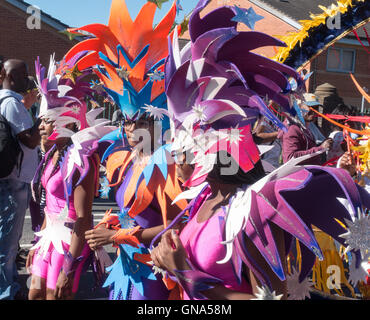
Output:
top-left (326, 48), bottom-right (356, 73)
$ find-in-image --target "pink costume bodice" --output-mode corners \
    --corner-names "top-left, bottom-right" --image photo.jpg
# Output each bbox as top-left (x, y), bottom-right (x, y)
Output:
top-left (41, 159), bottom-right (76, 220)
top-left (179, 188), bottom-right (252, 300)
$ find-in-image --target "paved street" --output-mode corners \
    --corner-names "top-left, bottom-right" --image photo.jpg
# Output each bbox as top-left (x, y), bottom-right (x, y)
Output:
top-left (17, 198), bottom-right (119, 300)
top-left (15, 199), bottom-right (359, 301)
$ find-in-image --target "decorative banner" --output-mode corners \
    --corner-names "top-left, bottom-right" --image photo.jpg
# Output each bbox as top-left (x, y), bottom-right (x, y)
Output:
top-left (324, 113), bottom-right (370, 123)
top-left (272, 0), bottom-right (370, 70)
top-left (309, 107), bottom-right (370, 136)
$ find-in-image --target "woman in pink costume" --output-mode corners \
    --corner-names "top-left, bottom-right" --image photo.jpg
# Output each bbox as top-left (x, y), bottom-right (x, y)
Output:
top-left (26, 55), bottom-right (115, 300)
top-left (150, 0), bottom-right (370, 300)
top-left (152, 158), bottom-right (284, 300)
top-left (27, 122), bottom-right (95, 300)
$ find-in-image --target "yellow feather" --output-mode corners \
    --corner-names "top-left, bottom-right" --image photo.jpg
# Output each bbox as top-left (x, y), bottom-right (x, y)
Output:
top-left (271, 0), bottom-right (356, 63)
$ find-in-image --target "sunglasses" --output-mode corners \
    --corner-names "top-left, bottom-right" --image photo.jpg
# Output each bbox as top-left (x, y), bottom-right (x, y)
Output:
top-left (26, 88), bottom-right (38, 94)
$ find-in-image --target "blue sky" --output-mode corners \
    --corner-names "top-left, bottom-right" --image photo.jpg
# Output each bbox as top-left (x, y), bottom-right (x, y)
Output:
top-left (27, 0), bottom-right (199, 28)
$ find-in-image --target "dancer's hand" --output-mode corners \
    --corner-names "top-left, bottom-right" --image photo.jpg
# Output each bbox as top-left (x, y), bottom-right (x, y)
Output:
top-left (26, 249), bottom-right (35, 272)
top-left (150, 229), bottom-right (189, 274)
top-left (55, 270), bottom-right (74, 300)
top-left (85, 228), bottom-right (117, 250)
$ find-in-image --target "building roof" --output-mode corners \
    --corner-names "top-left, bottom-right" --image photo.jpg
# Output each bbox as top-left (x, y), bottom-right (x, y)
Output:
top-left (256, 0), bottom-right (340, 22)
top-left (251, 0), bottom-right (368, 41)
top-left (4, 0), bottom-right (70, 31)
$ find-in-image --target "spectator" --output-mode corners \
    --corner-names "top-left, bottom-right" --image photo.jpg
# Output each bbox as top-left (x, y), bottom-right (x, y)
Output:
top-left (279, 93), bottom-right (333, 165)
top-left (253, 116), bottom-right (282, 171)
top-left (307, 121), bottom-right (326, 145)
top-left (22, 76), bottom-right (39, 114)
top-left (327, 104), bottom-right (354, 162)
top-left (23, 76), bottom-right (44, 239)
top-left (0, 59), bottom-right (41, 300)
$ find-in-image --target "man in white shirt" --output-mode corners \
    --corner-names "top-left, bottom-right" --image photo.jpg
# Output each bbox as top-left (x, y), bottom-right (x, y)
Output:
top-left (0, 59), bottom-right (40, 299)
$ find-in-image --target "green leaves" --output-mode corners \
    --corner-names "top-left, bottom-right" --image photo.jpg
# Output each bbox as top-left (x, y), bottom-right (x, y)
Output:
top-left (59, 29), bottom-right (79, 41)
top-left (147, 0), bottom-right (169, 9)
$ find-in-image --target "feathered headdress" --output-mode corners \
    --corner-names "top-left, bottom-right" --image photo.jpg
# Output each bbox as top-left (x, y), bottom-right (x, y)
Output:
top-left (63, 0), bottom-right (188, 222)
top-left (35, 53), bottom-right (96, 140)
top-left (34, 53), bottom-right (116, 205)
top-left (165, 0), bottom-right (305, 187)
top-left (64, 0), bottom-right (178, 126)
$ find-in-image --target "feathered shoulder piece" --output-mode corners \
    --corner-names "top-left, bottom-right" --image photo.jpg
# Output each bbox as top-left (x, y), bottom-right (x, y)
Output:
top-left (219, 153), bottom-right (369, 292)
top-left (105, 146), bottom-right (187, 225)
top-left (60, 120), bottom-right (117, 204)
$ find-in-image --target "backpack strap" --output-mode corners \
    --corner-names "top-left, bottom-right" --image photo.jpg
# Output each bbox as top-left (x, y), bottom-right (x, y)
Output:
top-left (0, 95), bottom-right (24, 177)
top-left (0, 96), bottom-right (16, 132)
top-left (0, 95), bottom-right (14, 107)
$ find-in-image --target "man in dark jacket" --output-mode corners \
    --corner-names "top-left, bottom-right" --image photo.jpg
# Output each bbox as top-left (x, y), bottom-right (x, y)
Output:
top-left (280, 93), bottom-right (333, 165)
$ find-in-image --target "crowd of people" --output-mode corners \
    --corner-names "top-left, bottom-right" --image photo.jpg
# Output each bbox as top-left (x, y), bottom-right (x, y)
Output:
top-left (0, 0), bottom-right (369, 301)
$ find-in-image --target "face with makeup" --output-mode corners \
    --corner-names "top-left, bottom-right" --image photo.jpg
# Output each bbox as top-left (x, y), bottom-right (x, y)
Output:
top-left (39, 118), bottom-right (55, 148)
top-left (173, 151), bottom-right (195, 184)
top-left (39, 117), bottom-right (78, 149)
top-left (123, 116), bottom-right (155, 151)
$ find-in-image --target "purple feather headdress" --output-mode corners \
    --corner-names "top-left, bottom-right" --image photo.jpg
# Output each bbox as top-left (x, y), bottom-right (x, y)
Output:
top-left (33, 53), bottom-right (117, 206)
top-left (160, 1), bottom-right (370, 296)
top-left (165, 0), bottom-right (305, 187)
top-left (35, 53), bottom-right (95, 140)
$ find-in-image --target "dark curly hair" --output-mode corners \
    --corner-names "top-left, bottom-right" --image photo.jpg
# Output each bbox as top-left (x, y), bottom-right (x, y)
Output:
top-left (207, 150), bottom-right (266, 186)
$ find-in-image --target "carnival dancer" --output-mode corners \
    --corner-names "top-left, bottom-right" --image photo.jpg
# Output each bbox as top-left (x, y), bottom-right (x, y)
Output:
top-left (150, 0), bottom-right (370, 300)
top-left (26, 54), bottom-right (116, 300)
top-left (65, 0), bottom-right (188, 300)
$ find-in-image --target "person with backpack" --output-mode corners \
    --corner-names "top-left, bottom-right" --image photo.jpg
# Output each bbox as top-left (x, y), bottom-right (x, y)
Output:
top-left (0, 59), bottom-right (41, 300)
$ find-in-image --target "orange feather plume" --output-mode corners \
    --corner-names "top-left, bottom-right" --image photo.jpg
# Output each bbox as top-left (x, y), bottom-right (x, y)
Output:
top-left (64, 0), bottom-right (178, 103)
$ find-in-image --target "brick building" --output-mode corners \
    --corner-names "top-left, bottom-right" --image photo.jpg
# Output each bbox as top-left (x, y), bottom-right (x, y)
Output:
top-left (1, 0), bottom-right (368, 113)
top-left (181, 0), bottom-right (369, 111)
top-left (0, 0), bottom-right (77, 76)
top-left (0, 0), bottom-right (119, 119)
